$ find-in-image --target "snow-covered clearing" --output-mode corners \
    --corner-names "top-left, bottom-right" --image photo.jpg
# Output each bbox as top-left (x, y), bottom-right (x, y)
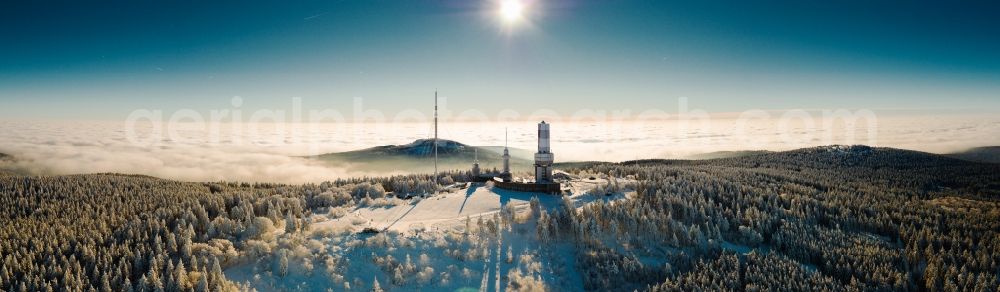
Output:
top-left (310, 183), bottom-right (564, 233)
top-left (225, 176), bottom-right (632, 291)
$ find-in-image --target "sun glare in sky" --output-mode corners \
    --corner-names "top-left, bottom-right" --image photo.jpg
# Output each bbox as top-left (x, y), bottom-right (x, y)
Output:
top-left (499, 0), bottom-right (525, 24)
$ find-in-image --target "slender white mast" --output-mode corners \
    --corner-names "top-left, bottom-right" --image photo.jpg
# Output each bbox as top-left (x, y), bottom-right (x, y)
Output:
top-left (502, 127), bottom-right (510, 175)
top-left (434, 90), bottom-right (438, 185)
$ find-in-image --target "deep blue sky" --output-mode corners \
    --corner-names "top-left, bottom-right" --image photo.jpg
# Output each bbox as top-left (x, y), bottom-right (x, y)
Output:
top-left (1, 0), bottom-right (998, 120)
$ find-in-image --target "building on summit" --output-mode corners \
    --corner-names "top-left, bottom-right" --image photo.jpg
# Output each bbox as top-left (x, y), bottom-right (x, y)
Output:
top-left (471, 121), bottom-right (561, 194)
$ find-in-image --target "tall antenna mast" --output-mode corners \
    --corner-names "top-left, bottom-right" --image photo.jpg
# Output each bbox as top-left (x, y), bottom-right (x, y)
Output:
top-left (434, 90), bottom-right (438, 185)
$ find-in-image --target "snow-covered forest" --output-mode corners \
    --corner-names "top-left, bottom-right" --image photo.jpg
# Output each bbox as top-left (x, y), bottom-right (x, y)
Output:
top-left (1, 145), bottom-right (998, 291)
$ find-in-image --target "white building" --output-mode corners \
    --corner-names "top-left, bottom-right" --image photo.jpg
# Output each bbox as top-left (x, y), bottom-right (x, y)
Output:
top-left (533, 121), bottom-right (554, 183)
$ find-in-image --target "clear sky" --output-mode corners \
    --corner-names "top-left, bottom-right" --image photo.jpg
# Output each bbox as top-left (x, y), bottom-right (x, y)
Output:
top-left (2, 0), bottom-right (998, 120)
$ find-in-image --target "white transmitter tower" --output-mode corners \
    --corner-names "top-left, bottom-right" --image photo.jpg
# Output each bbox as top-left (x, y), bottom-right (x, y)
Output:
top-left (533, 121), bottom-right (554, 183)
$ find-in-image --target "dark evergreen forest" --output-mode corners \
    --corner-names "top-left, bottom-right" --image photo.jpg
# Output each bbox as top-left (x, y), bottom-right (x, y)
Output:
top-left (1, 146), bottom-right (997, 291)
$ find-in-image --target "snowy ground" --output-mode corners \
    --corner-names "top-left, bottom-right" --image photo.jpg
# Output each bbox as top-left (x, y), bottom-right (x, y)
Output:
top-left (225, 175), bottom-right (632, 291)
top-left (309, 183), bottom-right (563, 234)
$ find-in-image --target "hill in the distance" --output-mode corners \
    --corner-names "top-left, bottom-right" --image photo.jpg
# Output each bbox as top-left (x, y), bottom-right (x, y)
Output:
top-left (311, 139), bottom-right (535, 173)
top-left (685, 150), bottom-right (772, 160)
top-left (311, 142), bottom-right (997, 175)
top-left (703, 145), bottom-right (979, 170)
top-left (946, 146), bottom-right (1000, 164)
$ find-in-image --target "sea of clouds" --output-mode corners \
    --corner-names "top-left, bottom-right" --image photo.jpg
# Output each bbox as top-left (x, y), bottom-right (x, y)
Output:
top-left (1, 113), bottom-right (998, 183)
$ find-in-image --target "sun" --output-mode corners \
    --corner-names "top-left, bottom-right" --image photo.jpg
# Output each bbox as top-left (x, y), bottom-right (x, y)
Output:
top-left (499, 0), bottom-right (525, 24)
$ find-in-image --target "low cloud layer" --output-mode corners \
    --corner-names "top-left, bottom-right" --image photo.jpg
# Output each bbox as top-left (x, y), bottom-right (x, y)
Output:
top-left (0, 121), bottom-right (361, 183)
top-left (1, 113), bottom-right (998, 183)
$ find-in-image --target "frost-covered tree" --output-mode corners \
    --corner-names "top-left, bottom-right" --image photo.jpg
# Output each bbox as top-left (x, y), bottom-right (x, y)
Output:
top-left (372, 277), bottom-right (383, 292)
top-left (277, 250), bottom-right (290, 277)
top-left (529, 196), bottom-right (541, 218)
